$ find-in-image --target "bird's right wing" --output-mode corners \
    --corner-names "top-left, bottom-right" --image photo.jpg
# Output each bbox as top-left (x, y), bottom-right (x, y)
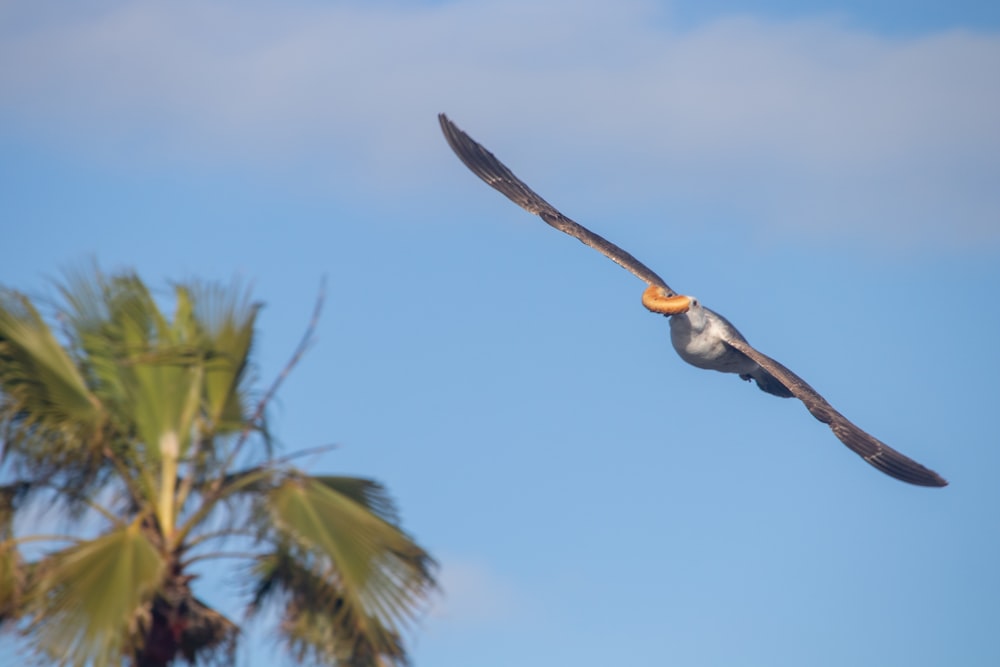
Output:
top-left (722, 335), bottom-right (948, 487)
top-left (439, 114), bottom-right (680, 296)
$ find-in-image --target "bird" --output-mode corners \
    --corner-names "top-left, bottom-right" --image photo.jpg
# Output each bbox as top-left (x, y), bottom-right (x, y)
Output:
top-left (438, 112), bottom-right (947, 488)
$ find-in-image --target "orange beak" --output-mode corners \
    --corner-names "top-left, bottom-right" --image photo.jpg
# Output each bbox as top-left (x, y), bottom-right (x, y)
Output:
top-left (641, 285), bottom-right (692, 316)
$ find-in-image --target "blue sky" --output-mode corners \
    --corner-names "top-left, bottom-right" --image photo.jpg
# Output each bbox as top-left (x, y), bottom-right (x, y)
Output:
top-left (2, 1), bottom-right (999, 666)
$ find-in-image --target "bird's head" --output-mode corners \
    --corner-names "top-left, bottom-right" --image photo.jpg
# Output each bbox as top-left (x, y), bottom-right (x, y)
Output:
top-left (676, 297), bottom-right (707, 330)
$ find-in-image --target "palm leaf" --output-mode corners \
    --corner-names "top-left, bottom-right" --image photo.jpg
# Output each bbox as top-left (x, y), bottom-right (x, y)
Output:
top-left (30, 522), bottom-right (165, 667)
top-left (0, 289), bottom-right (103, 445)
top-left (311, 476), bottom-right (402, 527)
top-left (249, 548), bottom-right (408, 667)
top-left (263, 476), bottom-right (435, 663)
top-left (187, 281), bottom-right (260, 435)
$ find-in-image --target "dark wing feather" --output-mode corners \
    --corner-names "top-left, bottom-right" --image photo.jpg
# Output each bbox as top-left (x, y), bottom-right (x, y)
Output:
top-left (439, 114), bottom-right (680, 296)
top-left (723, 335), bottom-right (948, 487)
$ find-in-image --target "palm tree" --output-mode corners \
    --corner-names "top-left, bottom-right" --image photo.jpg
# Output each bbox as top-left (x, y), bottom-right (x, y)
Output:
top-left (0, 268), bottom-right (435, 667)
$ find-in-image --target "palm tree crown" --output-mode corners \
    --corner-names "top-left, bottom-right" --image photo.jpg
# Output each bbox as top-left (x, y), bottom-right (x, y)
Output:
top-left (0, 268), bottom-right (435, 667)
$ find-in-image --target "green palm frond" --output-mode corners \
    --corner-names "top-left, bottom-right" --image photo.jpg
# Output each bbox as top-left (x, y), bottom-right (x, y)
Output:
top-left (186, 280), bottom-right (260, 435)
top-left (250, 548), bottom-right (408, 667)
top-left (0, 289), bottom-right (104, 458)
top-left (31, 521), bottom-right (165, 667)
top-left (262, 475), bottom-right (435, 665)
top-left (111, 285), bottom-right (199, 461)
top-left (311, 476), bottom-right (402, 527)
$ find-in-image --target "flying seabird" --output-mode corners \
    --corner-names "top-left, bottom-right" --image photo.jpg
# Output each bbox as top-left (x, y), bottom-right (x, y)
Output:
top-left (438, 113), bottom-right (947, 488)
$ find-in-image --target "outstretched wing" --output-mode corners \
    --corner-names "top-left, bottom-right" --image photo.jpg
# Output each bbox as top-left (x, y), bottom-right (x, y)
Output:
top-left (723, 335), bottom-right (948, 487)
top-left (439, 113), bottom-right (681, 296)
top-left (440, 112), bottom-right (947, 488)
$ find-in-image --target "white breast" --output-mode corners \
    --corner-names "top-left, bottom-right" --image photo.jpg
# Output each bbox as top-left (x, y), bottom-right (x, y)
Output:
top-left (669, 304), bottom-right (757, 374)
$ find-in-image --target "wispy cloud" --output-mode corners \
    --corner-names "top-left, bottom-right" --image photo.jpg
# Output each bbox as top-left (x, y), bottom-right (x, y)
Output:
top-left (2, 0), bottom-right (997, 246)
top-left (429, 555), bottom-right (517, 625)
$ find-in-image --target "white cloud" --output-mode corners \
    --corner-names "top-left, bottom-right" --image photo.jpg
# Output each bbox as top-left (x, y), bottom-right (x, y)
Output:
top-left (428, 555), bottom-right (517, 624)
top-left (1, 0), bottom-right (998, 246)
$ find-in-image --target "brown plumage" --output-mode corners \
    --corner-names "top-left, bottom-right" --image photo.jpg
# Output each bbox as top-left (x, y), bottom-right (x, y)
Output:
top-left (439, 113), bottom-right (947, 488)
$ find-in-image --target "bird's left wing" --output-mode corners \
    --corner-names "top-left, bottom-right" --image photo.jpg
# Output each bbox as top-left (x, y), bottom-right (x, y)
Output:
top-left (721, 334), bottom-right (948, 487)
top-left (439, 114), bottom-right (681, 296)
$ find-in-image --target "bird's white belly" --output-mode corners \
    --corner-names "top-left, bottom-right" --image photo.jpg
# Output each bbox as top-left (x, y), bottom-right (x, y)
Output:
top-left (670, 312), bottom-right (756, 374)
